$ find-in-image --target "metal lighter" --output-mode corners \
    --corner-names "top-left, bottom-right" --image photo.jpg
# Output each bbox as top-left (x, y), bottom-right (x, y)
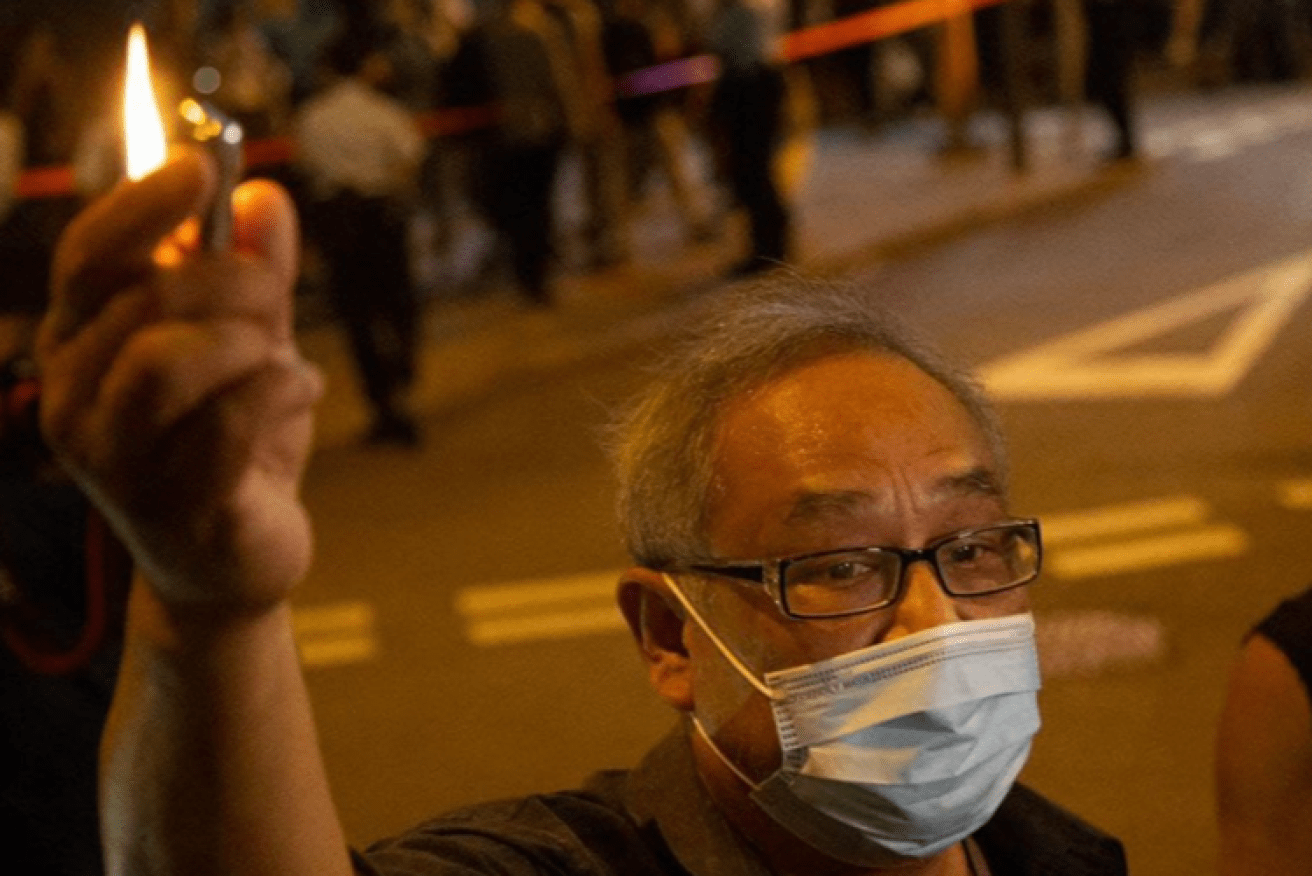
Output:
top-left (177, 98), bottom-right (244, 251)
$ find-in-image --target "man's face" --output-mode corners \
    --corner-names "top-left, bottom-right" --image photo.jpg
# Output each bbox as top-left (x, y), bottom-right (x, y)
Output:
top-left (687, 351), bottom-right (1029, 778)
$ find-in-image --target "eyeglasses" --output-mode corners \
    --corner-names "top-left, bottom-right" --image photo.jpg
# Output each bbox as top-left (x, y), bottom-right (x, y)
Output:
top-left (675, 519), bottom-right (1042, 620)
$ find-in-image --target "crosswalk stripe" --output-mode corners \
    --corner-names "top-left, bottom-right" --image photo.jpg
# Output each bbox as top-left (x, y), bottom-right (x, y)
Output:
top-left (466, 606), bottom-right (627, 647)
top-left (454, 572), bottom-right (619, 615)
top-left (292, 600), bottom-right (378, 668)
top-left (455, 571), bottom-right (626, 647)
top-left (299, 636), bottom-right (378, 667)
top-left (1039, 495), bottom-right (1209, 546)
top-left (1047, 524), bottom-right (1248, 579)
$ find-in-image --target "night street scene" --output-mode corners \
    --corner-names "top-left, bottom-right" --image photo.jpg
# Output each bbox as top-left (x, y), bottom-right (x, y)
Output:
top-left (4, 1), bottom-right (1312, 875)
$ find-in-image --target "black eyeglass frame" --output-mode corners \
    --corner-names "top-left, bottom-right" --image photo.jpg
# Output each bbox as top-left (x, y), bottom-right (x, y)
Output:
top-left (670, 518), bottom-right (1043, 620)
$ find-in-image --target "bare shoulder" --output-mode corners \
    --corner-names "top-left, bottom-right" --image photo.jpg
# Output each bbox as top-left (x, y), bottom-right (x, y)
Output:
top-left (1216, 632), bottom-right (1312, 876)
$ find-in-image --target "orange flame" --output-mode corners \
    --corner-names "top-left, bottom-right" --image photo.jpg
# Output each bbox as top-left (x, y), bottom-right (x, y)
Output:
top-left (123, 23), bottom-right (166, 180)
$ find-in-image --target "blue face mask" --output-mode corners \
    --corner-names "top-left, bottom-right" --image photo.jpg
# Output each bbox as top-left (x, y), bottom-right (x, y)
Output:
top-left (663, 575), bottom-right (1042, 866)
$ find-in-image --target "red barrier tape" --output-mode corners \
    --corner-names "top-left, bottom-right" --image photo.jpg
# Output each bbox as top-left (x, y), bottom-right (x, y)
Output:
top-left (13, 0), bottom-right (1006, 199)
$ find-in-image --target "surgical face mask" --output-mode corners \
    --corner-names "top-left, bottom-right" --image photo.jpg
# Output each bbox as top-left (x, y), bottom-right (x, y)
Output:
top-left (662, 573), bottom-right (1041, 865)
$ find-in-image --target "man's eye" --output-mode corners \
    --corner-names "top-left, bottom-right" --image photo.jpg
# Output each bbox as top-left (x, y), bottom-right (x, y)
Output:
top-left (945, 541), bottom-right (1002, 565)
top-left (823, 560), bottom-right (878, 582)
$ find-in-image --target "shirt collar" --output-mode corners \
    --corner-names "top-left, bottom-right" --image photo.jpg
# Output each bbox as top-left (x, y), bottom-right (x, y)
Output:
top-left (620, 725), bottom-right (1122, 876)
top-left (623, 723), bottom-right (771, 876)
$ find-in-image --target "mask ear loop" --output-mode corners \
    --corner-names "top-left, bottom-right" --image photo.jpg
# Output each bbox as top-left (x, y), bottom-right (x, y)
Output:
top-left (690, 713), bottom-right (764, 791)
top-left (661, 573), bottom-right (777, 791)
top-left (660, 573), bottom-right (781, 702)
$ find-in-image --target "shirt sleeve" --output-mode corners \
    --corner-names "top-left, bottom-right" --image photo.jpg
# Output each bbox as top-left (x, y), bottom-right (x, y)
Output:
top-left (1253, 585), bottom-right (1312, 702)
top-left (346, 785), bottom-right (681, 876)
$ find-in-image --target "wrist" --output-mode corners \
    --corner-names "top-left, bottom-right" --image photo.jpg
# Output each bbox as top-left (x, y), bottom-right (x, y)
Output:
top-left (128, 570), bottom-right (295, 656)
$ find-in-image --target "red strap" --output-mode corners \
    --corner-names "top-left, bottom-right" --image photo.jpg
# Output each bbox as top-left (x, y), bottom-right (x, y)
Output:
top-left (0, 380), bottom-right (117, 675)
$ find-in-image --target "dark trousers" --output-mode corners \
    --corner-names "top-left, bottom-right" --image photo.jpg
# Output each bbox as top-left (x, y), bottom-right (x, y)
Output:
top-left (313, 192), bottom-right (418, 419)
top-left (1083, 0), bottom-right (1138, 157)
top-left (711, 67), bottom-right (790, 266)
top-left (480, 139), bottom-right (563, 302)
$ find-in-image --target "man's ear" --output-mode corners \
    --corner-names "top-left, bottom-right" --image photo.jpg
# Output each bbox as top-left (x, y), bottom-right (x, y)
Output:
top-left (618, 567), bottom-right (694, 712)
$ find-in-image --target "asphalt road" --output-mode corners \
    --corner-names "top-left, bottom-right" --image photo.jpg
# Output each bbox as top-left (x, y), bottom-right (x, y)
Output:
top-left (291, 86), bottom-right (1312, 876)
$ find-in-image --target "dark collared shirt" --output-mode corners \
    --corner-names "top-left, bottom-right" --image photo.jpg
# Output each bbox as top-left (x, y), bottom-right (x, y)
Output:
top-left (353, 726), bottom-right (1127, 876)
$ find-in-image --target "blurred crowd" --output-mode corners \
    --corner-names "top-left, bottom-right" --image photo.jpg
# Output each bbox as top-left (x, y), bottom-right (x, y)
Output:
top-left (5, 0), bottom-right (1312, 439)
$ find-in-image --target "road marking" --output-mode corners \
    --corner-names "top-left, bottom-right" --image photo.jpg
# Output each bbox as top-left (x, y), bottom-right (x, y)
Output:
top-left (293, 601), bottom-right (378, 668)
top-left (1040, 494), bottom-right (1250, 579)
top-left (455, 573), bottom-right (618, 614)
top-left (1047, 524), bottom-right (1248, 579)
top-left (455, 570), bottom-right (625, 647)
top-left (1145, 98), bottom-right (1312, 164)
top-left (1186, 130), bottom-right (1241, 162)
top-left (1040, 495), bottom-right (1209, 546)
top-left (464, 607), bottom-right (628, 647)
top-left (979, 251), bottom-right (1312, 400)
top-left (1278, 478), bottom-right (1312, 510)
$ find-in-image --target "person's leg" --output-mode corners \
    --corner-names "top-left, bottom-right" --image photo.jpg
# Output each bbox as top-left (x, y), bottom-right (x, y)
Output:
top-left (356, 197), bottom-right (421, 445)
top-left (503, 143), bottom-right (561, 304)
top-left (579, 135), bottom-right (630, 268)
top-left (1083, 1), bottom-right (1138, 160)
top-left (369, 198), bottom-right (420, 397)
top-left (651, 105), bottom-right (713, 241)
top-left (317, 194), bottom-right (391, 411)
top-left (724, 69), bottom-right (790, 269)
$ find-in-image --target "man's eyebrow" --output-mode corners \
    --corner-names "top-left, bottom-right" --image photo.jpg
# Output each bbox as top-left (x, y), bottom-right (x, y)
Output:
top-left (939, 467), bottom-right (1005, 499)
top-left (783, 467), bottom-right (1005, 523)
top-left (784, 490), bottom-right (874, 524)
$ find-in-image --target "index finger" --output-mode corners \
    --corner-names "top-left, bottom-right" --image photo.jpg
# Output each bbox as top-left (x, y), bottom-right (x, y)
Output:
top-left (43, 150), bottom-right (217, 348)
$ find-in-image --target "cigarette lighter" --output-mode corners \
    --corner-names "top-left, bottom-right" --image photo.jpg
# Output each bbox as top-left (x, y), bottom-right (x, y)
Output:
top-left (178, 98), bottom-right (244, 251)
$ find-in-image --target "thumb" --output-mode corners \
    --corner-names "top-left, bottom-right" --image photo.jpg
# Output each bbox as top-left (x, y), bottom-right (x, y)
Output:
top-left (231, 179), bottom-right (300, 291)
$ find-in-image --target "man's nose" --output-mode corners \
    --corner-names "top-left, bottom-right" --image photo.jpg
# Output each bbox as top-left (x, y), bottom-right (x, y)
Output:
top-left (882, 559), bottom-right (957, 642)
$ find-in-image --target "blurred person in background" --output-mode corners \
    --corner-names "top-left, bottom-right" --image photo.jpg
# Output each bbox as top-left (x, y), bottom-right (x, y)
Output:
top-left (1226, 0), bottom-right (1304, 83)
top-left (829, 0), bottom-right (881, 128)
top-left (200, 0), bottom-right (295, 140)
top-left (1, 352), bottom-right (134, 876)
top-left (602, 0), bottom-right (716, 245)
top-left (295, 32), bottom-right (426, 447)
top-left (1082, 0), bottom-right (1140, 163)
top-left (707, 0), bottom-right (791, 275)
top-left (1216, 584), bottom-right (1312, 876)
top-left (546, 0), bottom-right (631, 269)
top-left (468, 0), bottom-right (576, 305)
top-left (374, 0), bottom-right (458, 290)
top-left (0, 101), bottom-right (18, 229)
top-left (38, 134), bottom-right (1128, 873)
top-left (0, 23), bottom-right (83, 317)
top-left (0, 31), bottom-right (132, 869)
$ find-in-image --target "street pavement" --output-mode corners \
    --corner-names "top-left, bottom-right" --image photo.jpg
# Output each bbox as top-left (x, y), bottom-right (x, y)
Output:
top-left (291, 83), bottom-right (1312, 876)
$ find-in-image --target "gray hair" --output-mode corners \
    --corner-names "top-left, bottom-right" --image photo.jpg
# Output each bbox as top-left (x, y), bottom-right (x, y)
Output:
top-left (609, 276), bottom-right (1009, 569)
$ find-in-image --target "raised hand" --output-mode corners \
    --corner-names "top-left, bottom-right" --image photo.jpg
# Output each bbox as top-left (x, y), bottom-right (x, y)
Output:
top-left (36, 149), bottom-right (323, 614)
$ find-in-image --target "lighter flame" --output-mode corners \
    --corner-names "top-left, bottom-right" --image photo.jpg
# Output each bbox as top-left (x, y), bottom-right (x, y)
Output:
top-left (124, 24), bottom-right (166, 180)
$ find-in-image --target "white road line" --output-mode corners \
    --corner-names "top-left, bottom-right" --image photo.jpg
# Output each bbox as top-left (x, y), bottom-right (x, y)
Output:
top-left (979, 251), bottom-right (1312, 400)
top-left (456, 571), bottom-right (626, 647)
top-left (466, 606), bottom-right (627, 647)
top-left (1187, 133), bottom-right (1240, 162)
top-left (1277, 478), bottom-right (1312, 510)
top-left (455, 571), bottom-right (620, 615)
top-left (1047, 524), bottom-right (1249, 579)
top-left (299, 636), bottom-right (378, 667)
top-left (1039, 496), bottom-right (1210, 546)
top-left (292, 601), bottom-right (378, 668)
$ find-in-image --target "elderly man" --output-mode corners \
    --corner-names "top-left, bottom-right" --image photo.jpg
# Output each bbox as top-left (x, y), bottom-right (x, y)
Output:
top-left (37, 151), bottom-right (1126, 876)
